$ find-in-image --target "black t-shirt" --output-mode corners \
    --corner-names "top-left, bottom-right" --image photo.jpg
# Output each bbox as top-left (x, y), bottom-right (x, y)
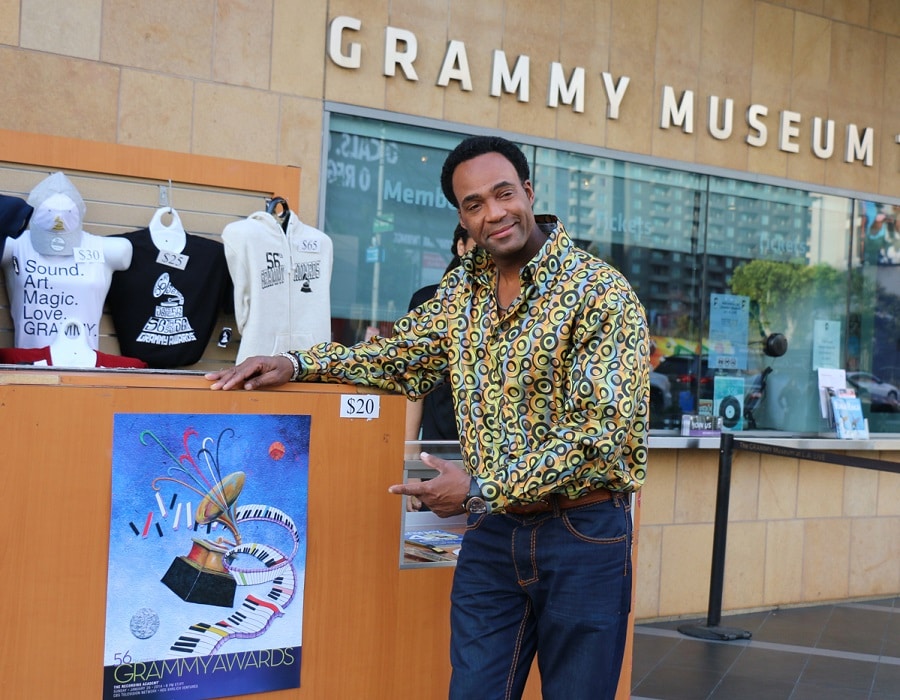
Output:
top-left (0, 194), bottom-right (32, 253)
top-left (108, 228), bottom-right (231, 368)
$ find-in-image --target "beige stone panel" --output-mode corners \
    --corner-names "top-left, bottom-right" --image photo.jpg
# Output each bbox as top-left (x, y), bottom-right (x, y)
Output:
top-left (634, 524), bottom-right (662, 619)
top-left (877, 124), bottom-right (900, 200)
top-left (658, 523), bottom-right (714, 617)
top-left (640, 451), bottom-right (676, 525)
top-left (726, 451), bottom-right (761, 522)
top-left (20, 0), bottom-right (101, 60)
top-left (796, 461), bottom-right (843, 517)
top-left (877, 469), bottom-right (900, 516)
top-left (792, 12), bottom-right (831, 106)
top-left (192, 83), bottom-right (280, 164)
top-left (117, 70), bottom-right (193, 152)
top-left (784, 14), bottom-right (832, 182)
top-left (721, 521), bottom-right (767, 610)
top-left (698, 0), bottom-right (754, 102)
top-left (783, 0), bottom-right (825, 15)
top-left (611, 0), bottom-right (661, 157)
top-left (694, 126), bottom-right (750, 172)
top-left (785, 12), bottom-right (832, 186)
top-left (443, 0), bottom-right (503, 128)
top-left (278, 96), bottom-right (323, 224)
top-left (763, 519), bottom-right (804, 605)
top-left (783, 153), bottom-right (826, 190)
top-left (0, 48), bottom-right (118, 141)
top-left (842, 465), bottom-right (878, 516)
top-left (499, 93), bottom-right (558, 142)
top-left (871, 0), bottom-right (900, 36)
top-left (801, 518), bottom-right (850, 601)
top-left (384, 0), bottom-right (446, 120)
top-left (271, 0), bottom-right (327, 97)
top-left (608, 79), bottom-right (656, 159)
top-left (694, 0), bottom-right (755, 171)
top-left (213, 0), bottom-right (272, 89)
top-left (758, 455), bottom-right (799, 520)
top-left (656, 0), bottom-right (701, 83)
top-left (324, 2), bottom-right (389, 109)
top-left (828, 23), bottom-right (884, 113)
top-left (101, 0), bottom-right (214, 78)
top-left (652, 0), bottom-right (703, 164)
top-left (752, 3), bottom-right (794, 107)
top-left (553, 0), bottom-right (612, 147)
top-left (0, 0), bottom-right (19, 46)
top-left (822, 133), bottom-right (881, 195)
top-left (876, 36), bottom-right (900, 198)
top-left (673, 449), bottom-right (718, 523)
top-left (823, 0), bottom-right (870, 27)
top-left (848, 517), bottom-right (900, 597)
top-left (496, 0), bottom-right (559, 138)
top-left (745, 121), bottom-right (789, 180)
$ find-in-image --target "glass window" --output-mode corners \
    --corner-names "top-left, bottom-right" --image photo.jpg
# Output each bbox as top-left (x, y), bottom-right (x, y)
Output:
top-left (706, 180), bottom-right (852, 432)
top-left (323, 115), bottom-right (462, 342)
top-left (850, 199), bottom-right (900, 431)
top-left (321, 111), bottom-right (898, 434)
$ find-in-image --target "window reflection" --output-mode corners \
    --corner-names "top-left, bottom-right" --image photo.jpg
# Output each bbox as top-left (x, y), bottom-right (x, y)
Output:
top-left (322, 112), bottom-right (899, 433)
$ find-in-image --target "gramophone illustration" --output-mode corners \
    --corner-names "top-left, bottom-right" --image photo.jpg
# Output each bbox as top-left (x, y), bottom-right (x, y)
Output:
top-left (146, 428), bottom-right (245, 608)
top-left (138, 272), bottom-right (196, 341)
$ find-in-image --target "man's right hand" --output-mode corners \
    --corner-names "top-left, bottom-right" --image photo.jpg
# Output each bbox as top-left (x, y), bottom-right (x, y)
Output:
top-left (206, 354), bottom-right (294, 391)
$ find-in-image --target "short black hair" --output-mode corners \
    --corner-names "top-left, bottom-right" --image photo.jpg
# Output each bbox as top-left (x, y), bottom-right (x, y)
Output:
top-left (450, 223), bottom-right (468, 255)
top-left (440, 135), bottom-right (531, 209)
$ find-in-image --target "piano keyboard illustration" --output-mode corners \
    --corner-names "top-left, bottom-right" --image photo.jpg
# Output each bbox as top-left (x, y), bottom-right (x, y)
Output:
top-left (169, 504), bottom-right (300, 656)
top-left (222, 504), bottom-right (300, 583)
top-left (170, 567), bottom-right (296, 656)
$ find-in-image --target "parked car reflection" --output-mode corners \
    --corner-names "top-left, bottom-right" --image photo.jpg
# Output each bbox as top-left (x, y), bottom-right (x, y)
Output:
top-left (654, 353), bottom-right (715, 413)
top-left (847, 371), bottom-right (900, 412)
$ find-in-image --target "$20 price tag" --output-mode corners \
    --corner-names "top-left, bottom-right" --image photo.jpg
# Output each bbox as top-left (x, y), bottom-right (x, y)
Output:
top-left (340, 394), bottom-right (380, 419)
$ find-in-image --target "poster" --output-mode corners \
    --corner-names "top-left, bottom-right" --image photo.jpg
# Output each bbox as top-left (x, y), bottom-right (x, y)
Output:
top-left (812, 319), bottom-right (841, 370)
top-left (713, 376), bottom-right (746, 431)
top-left (103, 413), bottom-right (310, 700)
top-left (708, 293), bottom-right (749, 371)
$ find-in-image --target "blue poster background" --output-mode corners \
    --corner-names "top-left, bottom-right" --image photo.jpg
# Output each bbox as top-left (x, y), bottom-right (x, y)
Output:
top-left (103, 413), bottom-right (310, 700)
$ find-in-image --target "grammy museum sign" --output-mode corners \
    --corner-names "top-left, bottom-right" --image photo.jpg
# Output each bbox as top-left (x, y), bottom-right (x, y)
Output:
top-left (327, 16), bottom-right (889, 168)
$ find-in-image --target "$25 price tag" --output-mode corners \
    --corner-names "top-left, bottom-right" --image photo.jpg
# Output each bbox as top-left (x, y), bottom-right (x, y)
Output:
top-left (156, 250), bottom-right (189, 270)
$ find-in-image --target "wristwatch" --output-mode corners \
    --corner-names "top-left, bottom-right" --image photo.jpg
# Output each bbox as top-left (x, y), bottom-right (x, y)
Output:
top-left (462, 477), bottom-right (488, 514)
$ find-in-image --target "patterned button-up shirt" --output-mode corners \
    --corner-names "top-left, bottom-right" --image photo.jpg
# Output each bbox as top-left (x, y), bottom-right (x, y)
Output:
top-left (293, 215), bottom-right (649, 512)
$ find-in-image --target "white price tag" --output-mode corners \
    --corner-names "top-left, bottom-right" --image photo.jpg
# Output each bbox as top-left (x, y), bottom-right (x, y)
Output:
top-left (156, 250), bottom-right (189, 270)
top-left (74, 247), bottom-right (105, 263)
top-left (339, 394), bottom-right (380, 419)
top-left (296, 238), bottom-right (321, 254)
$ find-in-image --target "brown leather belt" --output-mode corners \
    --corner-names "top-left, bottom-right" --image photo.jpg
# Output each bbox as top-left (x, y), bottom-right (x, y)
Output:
top-left (505, 488), bottom-right (613, 515)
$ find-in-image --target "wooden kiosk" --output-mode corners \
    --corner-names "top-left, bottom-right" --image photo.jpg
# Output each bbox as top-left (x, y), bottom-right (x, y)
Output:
top-left (0, 369), bottom-right (633, 699)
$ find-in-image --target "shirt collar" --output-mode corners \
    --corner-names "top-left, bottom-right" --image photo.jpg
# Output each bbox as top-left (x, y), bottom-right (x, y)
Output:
top-left (462, 214), bottom-right (574, 298)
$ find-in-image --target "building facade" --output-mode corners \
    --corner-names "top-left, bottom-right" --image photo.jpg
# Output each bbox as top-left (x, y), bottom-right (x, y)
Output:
top-left (0, 1), bottom-right (898, 619)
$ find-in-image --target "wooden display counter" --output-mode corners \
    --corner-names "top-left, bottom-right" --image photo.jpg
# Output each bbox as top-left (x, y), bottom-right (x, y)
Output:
top-left (0, 369), bottom-right (632, 699)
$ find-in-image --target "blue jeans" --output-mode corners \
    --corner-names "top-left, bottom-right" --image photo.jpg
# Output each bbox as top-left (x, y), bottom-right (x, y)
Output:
top-left (449, 495), bottom-right (632, 700)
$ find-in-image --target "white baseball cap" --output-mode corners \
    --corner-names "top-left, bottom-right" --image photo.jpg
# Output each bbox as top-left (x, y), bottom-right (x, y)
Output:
top-left (29, 192), bottom-right (83, 256)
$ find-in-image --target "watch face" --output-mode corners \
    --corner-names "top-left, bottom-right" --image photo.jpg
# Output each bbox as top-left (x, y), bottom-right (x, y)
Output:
top-left (466, 496), bottom-right (487, 514)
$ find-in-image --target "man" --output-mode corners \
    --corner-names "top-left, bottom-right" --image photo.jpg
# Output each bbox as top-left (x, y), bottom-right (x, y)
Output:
top-left (207, 135), bottom-right (649, 700)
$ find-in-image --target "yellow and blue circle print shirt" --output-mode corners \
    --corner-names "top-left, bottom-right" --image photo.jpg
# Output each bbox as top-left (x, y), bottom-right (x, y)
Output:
top-left (294, 216), bottom-right (649, 512)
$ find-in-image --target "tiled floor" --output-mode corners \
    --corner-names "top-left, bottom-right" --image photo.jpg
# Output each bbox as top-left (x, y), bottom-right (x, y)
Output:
top-left (631, 597), bottom-right (900, 700)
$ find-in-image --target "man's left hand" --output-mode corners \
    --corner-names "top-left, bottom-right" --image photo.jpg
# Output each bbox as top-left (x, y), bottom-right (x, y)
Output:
top-left (389, 452), bottom-right (472, 518)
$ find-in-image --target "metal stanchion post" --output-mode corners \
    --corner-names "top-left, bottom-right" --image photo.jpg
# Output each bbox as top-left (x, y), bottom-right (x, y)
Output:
top-left (678, 432), bottom-right (752, 641)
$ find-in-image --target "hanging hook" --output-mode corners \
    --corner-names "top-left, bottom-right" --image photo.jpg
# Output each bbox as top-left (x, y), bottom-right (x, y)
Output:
top-left (266, 196), bottom-right (290, 233)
